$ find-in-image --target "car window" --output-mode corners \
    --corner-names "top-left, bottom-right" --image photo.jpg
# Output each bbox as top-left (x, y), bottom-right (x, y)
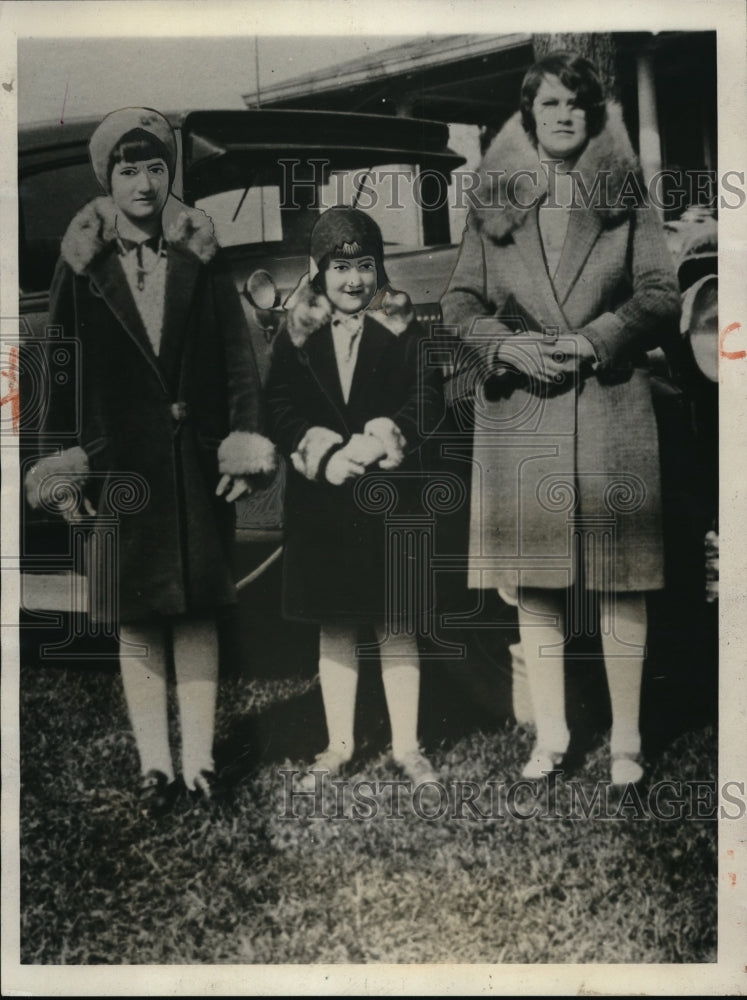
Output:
top-left (196, 186), bottom-right (284, 249)
top-left (195, 161), bottom-right (453, 253)
top-left (195, 168), bottom-right (423, 252)
top-left (320, 166), bottom-right (423, 247)
top-left (19, 162), bottom-right (101, 294)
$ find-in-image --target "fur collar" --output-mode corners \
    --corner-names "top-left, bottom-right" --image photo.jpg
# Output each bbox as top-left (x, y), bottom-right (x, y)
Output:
top-left (60, 195), bottom-right (218, 275)
top-left (472, 102), bottom-right (641, 242)
top-left (284, 274), bottom-right (415, 349)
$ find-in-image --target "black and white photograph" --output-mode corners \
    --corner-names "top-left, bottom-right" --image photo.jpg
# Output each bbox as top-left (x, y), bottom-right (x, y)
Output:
top-left (1, 0), bottom-right (745, 995)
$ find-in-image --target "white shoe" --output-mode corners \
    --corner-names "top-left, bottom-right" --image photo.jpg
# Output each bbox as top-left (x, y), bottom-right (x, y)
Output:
top-left (521, 745), bottom-right (565, 780)
top-left (395, 750), bottom-right (438, 788)
top-left (298, 747), bottom-right (352, 792)
top-left (610, 752), bottom-right (644, 788)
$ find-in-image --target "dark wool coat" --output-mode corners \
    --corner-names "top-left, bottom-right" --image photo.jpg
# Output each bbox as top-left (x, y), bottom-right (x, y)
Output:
top-left (265, 280), bottom-right (444, 624)
top-left (441, 103), bottom-right (682, 592)
top-left (32, 197), bottom-right (274, 623)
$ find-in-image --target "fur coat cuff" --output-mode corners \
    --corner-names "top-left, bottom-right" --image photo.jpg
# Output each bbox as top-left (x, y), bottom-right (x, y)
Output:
top-left (364, 417), bottom-right (407, 470)
top-left (291, 426), bottom-right (344, 480)
top-left (217, 432), bottom-right (277, 477)
top-left (25, 446), bottom-right (89, 512)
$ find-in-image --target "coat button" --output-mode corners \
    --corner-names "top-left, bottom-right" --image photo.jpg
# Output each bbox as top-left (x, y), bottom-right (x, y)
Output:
top-left (171, 401), bottom-right (188, 422)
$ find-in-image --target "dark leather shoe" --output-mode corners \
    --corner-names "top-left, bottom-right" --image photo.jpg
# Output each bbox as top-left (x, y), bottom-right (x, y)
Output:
top-left (139, 769), bottom-right (178, 818)
top-left (188, 769), bottom-right (221, 808)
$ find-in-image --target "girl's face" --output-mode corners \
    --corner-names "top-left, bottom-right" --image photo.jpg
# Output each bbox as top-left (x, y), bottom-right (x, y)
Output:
top-left (532, 74), bottom-right (588, 164)
top-left (110, 158), bottom-right (169, 224)
top-left (324, 255), bottom-right (377, 314)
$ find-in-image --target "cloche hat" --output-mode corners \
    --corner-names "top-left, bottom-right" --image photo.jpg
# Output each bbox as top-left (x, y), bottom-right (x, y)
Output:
top-left (89, 107), bottom-right (177, 191)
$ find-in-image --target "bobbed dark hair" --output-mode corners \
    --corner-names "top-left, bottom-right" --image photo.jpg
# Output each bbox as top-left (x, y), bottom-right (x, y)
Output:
top-left (520, 50), bottom-right (607, 144)
top-left (107, 127), bottom-right (174, 190)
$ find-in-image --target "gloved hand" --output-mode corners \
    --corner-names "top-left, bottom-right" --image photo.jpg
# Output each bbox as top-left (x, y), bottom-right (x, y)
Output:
top-left (216, 474), bottom-right (253, 502)
top-left (325, 449), bottom-right (366, 486)
top-left (339, 433), bottom-right (387, 467)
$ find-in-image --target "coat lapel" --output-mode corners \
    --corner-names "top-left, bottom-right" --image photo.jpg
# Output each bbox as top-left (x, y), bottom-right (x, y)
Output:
top-left (551, 208), bottom-right (605, 306)
top-left (301, 317), bottom-right (395, 428)
top-left (302, 325), bottom-right (349, 426)
top-left (158, 246), bottom-right (202, 395)
top-left (87, 247), bottom-right (168, 392)
top-left (511, 211), bottom-right (570, 332)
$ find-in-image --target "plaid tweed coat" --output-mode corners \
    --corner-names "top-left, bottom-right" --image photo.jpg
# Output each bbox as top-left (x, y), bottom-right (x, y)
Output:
top-left (441, 103), bottom-right (681, 591)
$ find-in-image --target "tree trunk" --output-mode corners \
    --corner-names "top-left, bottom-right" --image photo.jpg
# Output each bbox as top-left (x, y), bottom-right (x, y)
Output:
top-left (532, 33), bottom-right (623, 100)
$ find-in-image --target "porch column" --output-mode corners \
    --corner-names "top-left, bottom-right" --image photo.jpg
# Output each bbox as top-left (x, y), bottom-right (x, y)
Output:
top-left (636, 47), bottom-right (663, 192)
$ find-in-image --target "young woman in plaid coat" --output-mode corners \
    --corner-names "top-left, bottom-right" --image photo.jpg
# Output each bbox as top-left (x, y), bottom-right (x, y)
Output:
top-left (441, 52), bottom-right (681, 785)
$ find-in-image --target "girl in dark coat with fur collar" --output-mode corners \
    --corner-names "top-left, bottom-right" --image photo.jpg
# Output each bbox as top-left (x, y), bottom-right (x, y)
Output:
top-left (25, 108), bottom-right (275, 812)
top-left (265, 207), bottom-right (444, 787)
top-left (441, 53), bottom-right (681, 787)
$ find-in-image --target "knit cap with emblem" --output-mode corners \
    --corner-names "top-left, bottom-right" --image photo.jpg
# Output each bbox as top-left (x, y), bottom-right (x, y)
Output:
top-left (309, 206), bottom-right (388, 287)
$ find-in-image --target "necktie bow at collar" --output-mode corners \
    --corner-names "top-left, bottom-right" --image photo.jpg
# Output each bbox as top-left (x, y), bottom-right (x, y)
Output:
top-left (117, 233), bottom-right (162, 254)
top-left (331, 311), bottom-right (364, 361)
top-left (331, 310), bottom-right (364, 338)
top-left (116, 232), bottom-right (166, 268)
top-left (115, 229), bottom-right (166, 290)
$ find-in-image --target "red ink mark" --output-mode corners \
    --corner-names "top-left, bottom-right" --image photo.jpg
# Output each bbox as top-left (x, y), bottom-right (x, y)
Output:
top-left (0, 346), bottom-right (20, 433)
top-left (728, 849), bottom-right (735, 858)
top-left (728, 872), bottom-right (737, 888)
top-left (719, 321), bottom-right (744, 360)
top-left (60, 79), bottom-right (69, 125)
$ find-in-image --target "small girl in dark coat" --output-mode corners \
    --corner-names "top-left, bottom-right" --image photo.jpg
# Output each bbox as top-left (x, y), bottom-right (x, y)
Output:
top-left (25, 108), bottom-right (276, 813)
top-left (265, 207), bottom-right (444, 787)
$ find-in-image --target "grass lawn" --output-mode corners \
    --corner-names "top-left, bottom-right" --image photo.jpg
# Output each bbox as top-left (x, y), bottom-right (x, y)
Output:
top-left (18, 606), bottom-right (718, 966)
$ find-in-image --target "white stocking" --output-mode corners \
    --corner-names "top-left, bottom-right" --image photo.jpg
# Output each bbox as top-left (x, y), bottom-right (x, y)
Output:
top-left (517, 589), bottom-right (570, 753)
top-left (600, 592), bottom-right (646, 756)
top-left (119, 622), bottom-right (173, 781)
top-left (173, 616), bottom-right (219, 789)
top-left (318, 622), bottom-right (359, 760)
top-left (375, 625), bottom-right (421, 760)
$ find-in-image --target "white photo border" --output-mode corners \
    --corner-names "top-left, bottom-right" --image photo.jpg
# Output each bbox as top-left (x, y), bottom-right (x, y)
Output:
top-left (2, 0), bottom-right (745, 995)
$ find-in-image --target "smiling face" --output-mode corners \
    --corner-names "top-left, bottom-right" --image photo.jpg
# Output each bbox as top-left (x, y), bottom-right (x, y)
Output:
top-left (323, 255), bottom-right (378, 314)
top-left (532, 74), bottom-right (589, 165)
top-left (109, 158), bottom-right (169, 225)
